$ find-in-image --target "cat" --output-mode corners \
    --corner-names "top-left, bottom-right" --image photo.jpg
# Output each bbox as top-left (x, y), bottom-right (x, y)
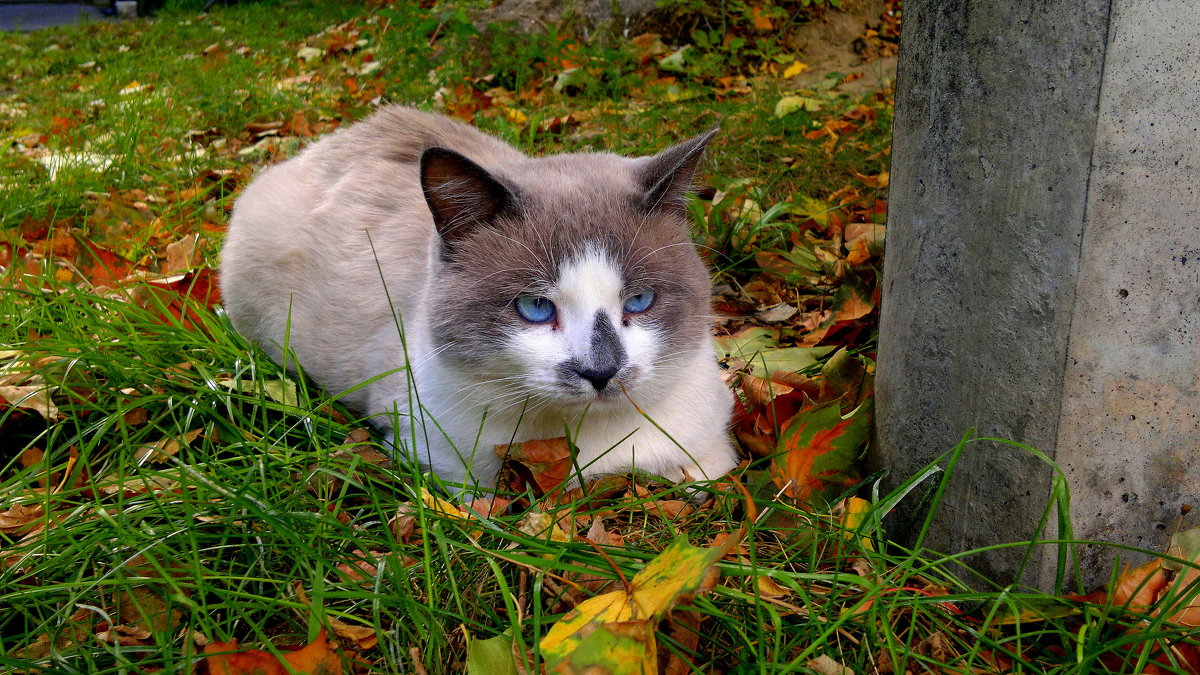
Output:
top-left (219, 106), bottom-right (736, 492)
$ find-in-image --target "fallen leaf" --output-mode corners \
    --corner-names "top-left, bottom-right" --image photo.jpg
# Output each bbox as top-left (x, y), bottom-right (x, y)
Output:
top-left (218, 378), bottom-right (299, 407)
top-left (134, 428), bottom-right (202, 464)
top-left (775, 95), bottom-right (824, 117)
top-left (770, 401), bottom-right (870, 506)
top-left (0, 503), bottom-right (44, 534)
top-left (518, 511), bottom-right (571, 548)
top-left (756, 574), bottom-right (791, 599)
top-left (782, 61), bottom-right (809, 78)
top-left (808, 654), bottom-right (855, 675)
top-left (716, 327), bottom-right (834, 379)
top-left (496, 437), bottom-right (573, 497)
top-left (0, 384), bottom-right (60, 419)
top-left (540, 535), bottom-right (740, 673)
top-left (751, 6), bottom-right (773, 30)
top-left (203, 629), bottom-right (342, 675)
top-left (755, 302), bottom-right (799, 323)
top-left (830, 275), bottom-right (875, 324)
top-left (328, 616), bottom-right (377, 651)
top-left (836, 497), bottom-right (875, 551)
top-left (466, 630), bottom-right (519, 675)
top-left (500, 106), bottom-right (528, 124)
top-left (163, 235), bottom-right (201, 274)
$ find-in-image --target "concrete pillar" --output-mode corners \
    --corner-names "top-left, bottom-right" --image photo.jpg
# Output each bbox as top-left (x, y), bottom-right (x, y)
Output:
top-left (873, 0), bottom-right (1199, 590)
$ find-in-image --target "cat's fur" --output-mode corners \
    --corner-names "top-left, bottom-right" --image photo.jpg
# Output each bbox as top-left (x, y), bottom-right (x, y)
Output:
top-left (220, 106), bottom-right (735, 490)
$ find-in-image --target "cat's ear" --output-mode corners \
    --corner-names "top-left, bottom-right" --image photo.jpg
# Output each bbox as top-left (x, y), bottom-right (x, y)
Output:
top-left (420, 147), bottom-right (515, 253)
top-left (637, 126), bottom-right (718, 216)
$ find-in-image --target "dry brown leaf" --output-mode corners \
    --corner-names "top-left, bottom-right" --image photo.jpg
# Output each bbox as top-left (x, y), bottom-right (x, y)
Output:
top-left (0, 503), bottom-right (44, 534)
top-left (389, 505), bottom-right (416, 542)
top-left (328, 616), bottom-right (378, 651)
top-left (163, 235), bottom-right (201, 274)
top-left (0, 384), bottom-right (60, 419)
top-left (756, 574), bottom-right (791, 599)
top-left (134, 428), bottom-right (202, 463)
top-left (496, 437), bottom-right (573, 497)
top-left (650, 499), bottom-right (692, 520)
top-left (913, 631), bottom-right (954, 662)
top-left (119, 584), bottom-right (182, 637)
top-left (123, 407), bottom-right (148, 426)
top-left (96, 623), bottom-right (153, 645)
top-left (586, 516), bottom-right (625, 548)
top-left (808, 654), bottom-right (855, 675)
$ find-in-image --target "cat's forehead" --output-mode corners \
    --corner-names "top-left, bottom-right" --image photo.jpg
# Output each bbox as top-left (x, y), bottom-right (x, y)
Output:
top-left (557, 245), bottom-right (623, 300)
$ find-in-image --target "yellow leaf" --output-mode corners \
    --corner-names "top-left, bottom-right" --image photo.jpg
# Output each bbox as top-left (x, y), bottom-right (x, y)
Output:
top-left (774, 95), bottom-right (823, 117)
top-left (500, 106), bottom-right (528, 124)
top-left (517, 511), bottom-right (570, 559)
top-left (218, 378), bottom-right (299, 407)
top-left (782, 61), bottom-right (809, 78)
top-left (540, 535), bottom-right (739, 672)
top-left (420, 487), bottom-right (468, 520)
top-left (837, 497), bottom-right (874, 551)
top-left (850, 168), bottom-right (889, 188)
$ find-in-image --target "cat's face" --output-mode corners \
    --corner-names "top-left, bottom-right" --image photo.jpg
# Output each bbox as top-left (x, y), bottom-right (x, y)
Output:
top-left (430, 233), bottom-right (709, 409)
top-left (419, 130), bottom-right (717, 411)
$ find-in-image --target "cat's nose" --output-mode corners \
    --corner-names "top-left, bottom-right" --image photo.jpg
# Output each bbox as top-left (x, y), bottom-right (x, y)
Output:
top-left (575, 365), bottom-right (618, 391)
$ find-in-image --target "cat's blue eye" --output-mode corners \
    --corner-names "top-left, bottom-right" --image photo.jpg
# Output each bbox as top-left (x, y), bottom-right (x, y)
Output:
top-left (515, 296), bottom-right (556, 323)
top-left (622, 291), bottom-right (656, 314)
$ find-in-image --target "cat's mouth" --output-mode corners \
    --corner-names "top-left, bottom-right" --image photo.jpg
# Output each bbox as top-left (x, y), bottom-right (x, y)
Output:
top-left (553, 364), bottom-right (641, 403)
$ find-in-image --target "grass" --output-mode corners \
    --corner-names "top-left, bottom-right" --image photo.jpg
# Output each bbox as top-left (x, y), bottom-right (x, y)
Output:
top-left (1, 1), bottom-right (1197, 673)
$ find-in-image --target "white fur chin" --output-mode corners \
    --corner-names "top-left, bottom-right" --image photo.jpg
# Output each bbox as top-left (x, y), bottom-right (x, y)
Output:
top-left (389, 345), bottom-right (735, 491)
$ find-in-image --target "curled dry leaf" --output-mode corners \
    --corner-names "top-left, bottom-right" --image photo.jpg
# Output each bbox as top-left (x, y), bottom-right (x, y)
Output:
top-left (134, 428), bottom-right (202, 464)
top-left (163, 235), bottom-right (201, 274)
top-left (496, 436), bottom-right (573, 497)
top-left (0, 503), bottom-right (44, 534)
top-left (518, 511), bottom-right (571, 547)
top-left (0, 384), bottom-right (60, 420)
top-left (327, 616), bottom-right (378, 651)
top-left (808, 654), bottom-right (855, 675)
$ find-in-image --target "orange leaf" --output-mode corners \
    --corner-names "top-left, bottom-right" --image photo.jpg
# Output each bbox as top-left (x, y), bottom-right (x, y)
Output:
top-left (751, 6), bottom-right (773, 30)
top-left (1166, 564), bottom-right (1200, 626)
top-left (496, 437), bottom-right (573, 496)
top-left (771, 418), bottom-right (852, 502)
top-left (1112, 559), bottom-right (1169, 609)
top-left (203, 630), bottom-right (342, 675)
top-left (204, 640), bottom-right (288, 675)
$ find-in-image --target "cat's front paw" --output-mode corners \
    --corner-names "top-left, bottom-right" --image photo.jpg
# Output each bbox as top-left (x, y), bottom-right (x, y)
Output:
top-left (673, 456), bottom-right (737, 503)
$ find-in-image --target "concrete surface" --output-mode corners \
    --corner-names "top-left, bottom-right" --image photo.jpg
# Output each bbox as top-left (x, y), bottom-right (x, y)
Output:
top-left (873, 0), bottom-right (1198, 590)
top-left (1054, 0), bottom-right (1200, 585)
top-left (0, 3), bottom-right (111, 31)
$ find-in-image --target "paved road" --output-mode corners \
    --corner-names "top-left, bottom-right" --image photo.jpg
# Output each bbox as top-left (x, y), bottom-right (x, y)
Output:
top-left (0, 3), bottom-right (112, 31)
